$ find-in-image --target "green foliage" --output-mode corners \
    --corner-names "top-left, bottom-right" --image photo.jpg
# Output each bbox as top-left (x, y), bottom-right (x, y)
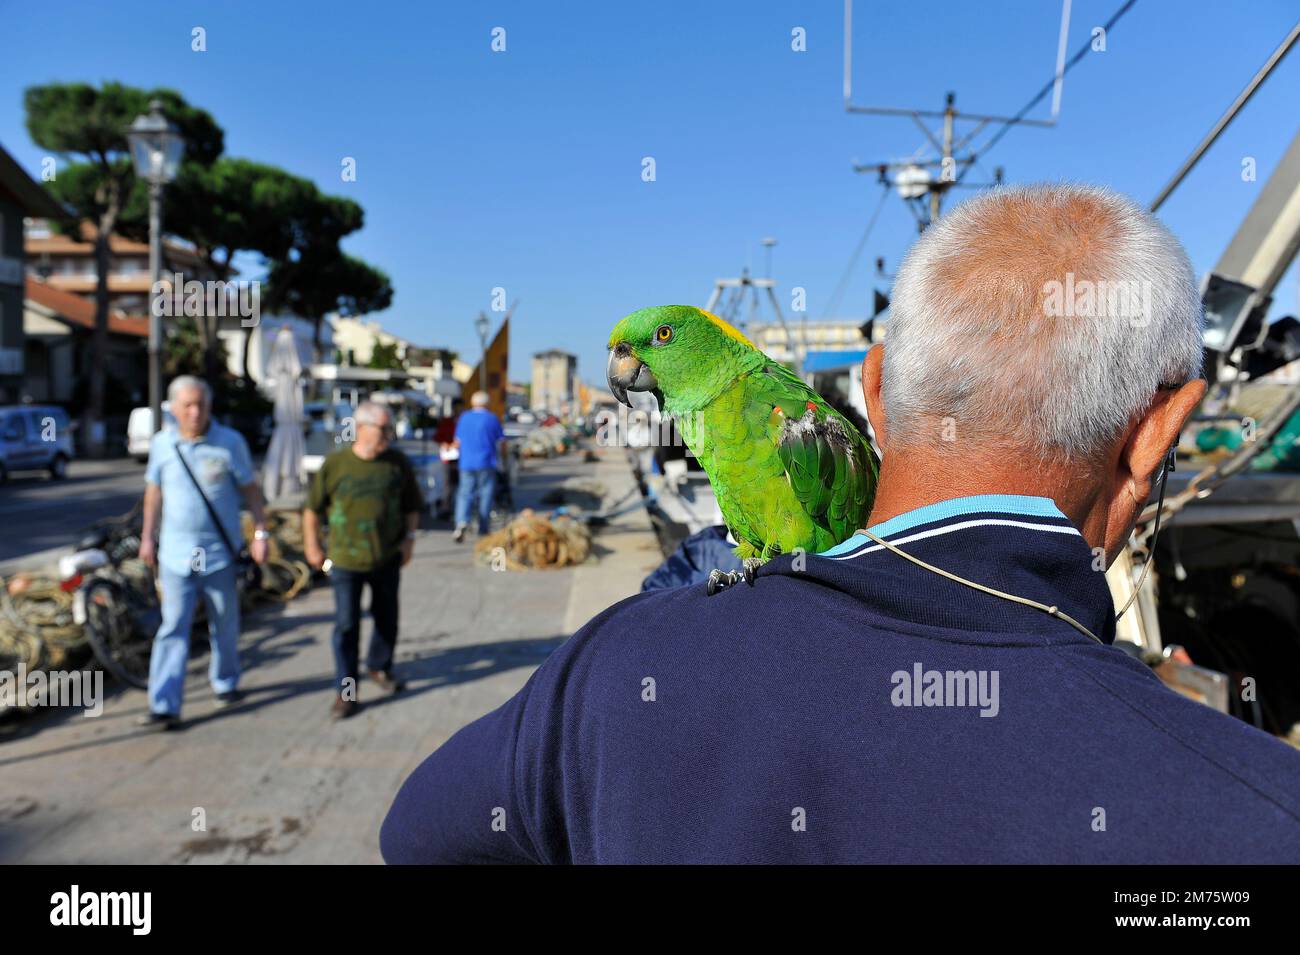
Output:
top-left (25, 82), bottom-right (222, 167)
top-left (368, 340), bottom-right (404, 370)
top-left (26, 82), bottom-right (222, 225)
top-left (25, 79), bottom-right (395, 428)
top-left (163, 317), bottom-right (222, 378)
top-left (217, 375), bottom-right (273, 417)
top-left (265, 249), bottom-right (393, 321)
top-left (119, 157), bottom-right (326, 275)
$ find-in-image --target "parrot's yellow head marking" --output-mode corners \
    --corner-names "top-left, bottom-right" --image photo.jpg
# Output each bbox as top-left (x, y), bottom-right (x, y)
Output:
top-left (696, 308), bottom-right (754, 347)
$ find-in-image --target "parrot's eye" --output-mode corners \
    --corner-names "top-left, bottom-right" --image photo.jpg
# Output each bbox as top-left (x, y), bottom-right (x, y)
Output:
top-left (654, 324), bottom-right (673, 344)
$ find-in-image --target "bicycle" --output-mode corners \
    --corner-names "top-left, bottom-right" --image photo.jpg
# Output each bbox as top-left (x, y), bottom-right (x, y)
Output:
top-left (65, 508), bottom-right (161, 690)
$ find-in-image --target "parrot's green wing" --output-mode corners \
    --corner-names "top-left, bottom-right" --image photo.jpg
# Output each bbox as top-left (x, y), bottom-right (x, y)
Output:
top-left (753, 361), bottom-right (879, 551)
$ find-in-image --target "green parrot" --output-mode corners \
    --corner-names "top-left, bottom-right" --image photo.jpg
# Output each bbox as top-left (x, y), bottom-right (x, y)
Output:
top-left (608, 304), bottom-right (879, 588)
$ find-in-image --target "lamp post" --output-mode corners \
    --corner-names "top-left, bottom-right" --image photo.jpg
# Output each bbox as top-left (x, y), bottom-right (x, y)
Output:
top-left (126, 100), bottom-right (185, 435)
top-left (761, 236), bottom-right (777, 279)
top-left (475, 312), bottom-right (490, 393)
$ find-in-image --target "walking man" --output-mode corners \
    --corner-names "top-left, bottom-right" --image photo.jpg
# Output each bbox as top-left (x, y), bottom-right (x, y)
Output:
top-left (304, 401), bottom-right (423, 719)
top-left (139, 376), bottom-right (268, 730)
top-left (452, 391), bottom-right (505, 543)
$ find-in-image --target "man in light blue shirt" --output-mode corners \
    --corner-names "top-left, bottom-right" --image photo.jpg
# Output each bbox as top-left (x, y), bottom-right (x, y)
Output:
top-left (139, 376), bottom-right (268, 728)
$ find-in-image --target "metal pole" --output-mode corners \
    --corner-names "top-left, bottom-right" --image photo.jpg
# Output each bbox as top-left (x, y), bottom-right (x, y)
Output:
top-left (843, 0), bottom-right (852, 106)
top-left (931, 94), bottom-right (955, 225)
top-left (1149, 19), bottom-right (1300, 214)
top-left (478, 334), bottom-right (488, 391)
top-left (147, 178), bottom-right (164, 434)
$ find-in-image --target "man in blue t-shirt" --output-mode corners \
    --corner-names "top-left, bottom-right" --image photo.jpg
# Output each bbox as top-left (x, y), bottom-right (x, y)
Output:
top-left (451, 391), bottom-right (505, 542)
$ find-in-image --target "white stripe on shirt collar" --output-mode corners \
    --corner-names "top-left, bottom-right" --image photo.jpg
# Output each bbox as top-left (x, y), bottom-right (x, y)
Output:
top-left (825, 517), bottom-right (1081, 562)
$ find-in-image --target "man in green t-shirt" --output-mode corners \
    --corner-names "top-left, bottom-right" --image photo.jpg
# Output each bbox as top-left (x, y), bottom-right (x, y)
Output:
top-left (304, 401), bottom-right (424, 719)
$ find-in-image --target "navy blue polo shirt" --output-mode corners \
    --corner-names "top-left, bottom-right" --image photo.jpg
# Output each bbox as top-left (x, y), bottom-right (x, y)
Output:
top-left (381, 494), bottom-right (1300, 863)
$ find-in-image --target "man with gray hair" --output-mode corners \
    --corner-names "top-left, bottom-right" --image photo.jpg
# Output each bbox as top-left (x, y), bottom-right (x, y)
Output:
top-left (451, 390), bottom-right (505, 543)
top-left (139, 376), bottom-right (268, 729)
top-left (304, 400), bottom-right (423, 719)
top-left (383, 185), bottom-right (1300, 863)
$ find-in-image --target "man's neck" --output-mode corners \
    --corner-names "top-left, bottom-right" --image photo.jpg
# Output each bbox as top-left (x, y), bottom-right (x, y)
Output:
top-left (866, 447), bottom-right (1099, 537)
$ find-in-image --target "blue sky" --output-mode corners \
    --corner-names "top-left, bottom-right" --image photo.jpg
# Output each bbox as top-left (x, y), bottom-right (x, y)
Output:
top-left (3, 0), bottom-right (1298, 384)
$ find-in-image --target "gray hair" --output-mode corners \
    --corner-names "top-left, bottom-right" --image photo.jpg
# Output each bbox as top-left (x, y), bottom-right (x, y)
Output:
top-left (353, 400), bottom-right (390, 427)
top-left (470, 391), bottom-right (490, 408)
top-left (881, 183), bottom-right (1204, 462)
top-left (167, 375), bottom-right (211, 406)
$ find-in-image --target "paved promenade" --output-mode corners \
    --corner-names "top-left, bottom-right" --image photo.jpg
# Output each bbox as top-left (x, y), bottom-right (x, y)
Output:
top-left (0, 446), bottom-right (662, 863)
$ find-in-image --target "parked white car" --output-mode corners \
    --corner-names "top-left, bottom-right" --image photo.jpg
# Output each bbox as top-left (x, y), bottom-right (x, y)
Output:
top-left (126, 403), bottom-right (176, 462)
top-left (0, 405), bottom-right (75, 482)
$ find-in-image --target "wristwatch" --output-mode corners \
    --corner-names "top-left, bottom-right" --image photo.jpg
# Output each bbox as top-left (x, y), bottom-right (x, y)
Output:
top-left (253, 528), bottom-right (270, 541)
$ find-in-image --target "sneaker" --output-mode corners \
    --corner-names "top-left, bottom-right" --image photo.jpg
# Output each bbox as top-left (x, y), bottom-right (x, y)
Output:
top-left (214, 689), bottom-right (245, 708)
top-left (330, 695), bottom-right (359, 720)
top-left (368, 669), bottom-right (407, 694)
top-left (136, 711), bottom-right (180, 731)
top-left (452, 525), bottom-right (467, 543)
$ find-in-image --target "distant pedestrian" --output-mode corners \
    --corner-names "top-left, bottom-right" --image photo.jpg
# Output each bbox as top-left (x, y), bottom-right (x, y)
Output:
top-left (452, 391), bottom-right (505, 543)
top-left (138, 376), bottom-right (268, 730)
top-left (303, 401), bottom-right (423, 719)
top-left (434, 398), bottom-right (464, 520)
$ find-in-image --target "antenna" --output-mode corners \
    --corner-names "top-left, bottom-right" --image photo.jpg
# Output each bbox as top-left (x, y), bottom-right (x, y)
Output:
top-left (842, 0), bottom-right (1118, 228)
top-left (704, 264), bottom-right (803, 372)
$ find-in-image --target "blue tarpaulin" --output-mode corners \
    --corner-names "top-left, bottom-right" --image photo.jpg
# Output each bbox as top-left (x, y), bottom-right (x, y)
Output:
top-left (801, 349), bottom-right (869, 373)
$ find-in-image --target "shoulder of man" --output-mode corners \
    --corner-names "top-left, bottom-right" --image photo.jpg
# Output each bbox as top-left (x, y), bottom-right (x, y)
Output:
top-left (145, 427), bottom-right (176, 484)
top-left (522, 578), bottom-right (785, 700)
top-left (1077, 642), bottom-right (1300, 810)
top-left (320, 446), bottom-right (354, 473)
top-left (202, 419), bottom-right (240, 450)
top-left (148, 427), bottom-right (176, 455)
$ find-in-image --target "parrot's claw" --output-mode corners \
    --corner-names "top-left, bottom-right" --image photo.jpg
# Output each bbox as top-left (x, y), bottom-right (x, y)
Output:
top-left (706, 569), bottom-right (743, 596)
top-left (742, 558), bottom-right (763, 586)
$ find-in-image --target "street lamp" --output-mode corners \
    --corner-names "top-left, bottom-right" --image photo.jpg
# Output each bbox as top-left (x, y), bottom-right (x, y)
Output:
top-left (475, 312), bottom-right (491, 392)
top-left (126, 100), bottom-right (185, 435)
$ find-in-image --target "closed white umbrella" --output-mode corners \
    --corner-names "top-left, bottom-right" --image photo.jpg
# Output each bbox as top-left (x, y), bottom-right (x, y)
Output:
top-left (262, 325), bottom-right (307, 502)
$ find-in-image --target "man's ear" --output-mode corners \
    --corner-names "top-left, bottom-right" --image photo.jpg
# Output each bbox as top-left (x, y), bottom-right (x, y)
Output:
top-left (1120, 378), bottom-right (1207, 486)
top-left (862, 344), bottom-right (887, 450)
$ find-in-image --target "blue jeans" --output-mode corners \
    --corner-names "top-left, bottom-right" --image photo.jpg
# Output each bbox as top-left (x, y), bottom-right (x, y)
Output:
top-left (330, 556), bottom-right (401, 694)
top-left (148, 563), bottom-right (240, 716)
top-left (455, 467), bottom-right (496, 534)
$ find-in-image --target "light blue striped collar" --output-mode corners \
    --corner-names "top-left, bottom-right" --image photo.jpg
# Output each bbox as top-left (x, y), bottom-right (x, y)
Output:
top-left (818, 494), bottom-right (1069, 557)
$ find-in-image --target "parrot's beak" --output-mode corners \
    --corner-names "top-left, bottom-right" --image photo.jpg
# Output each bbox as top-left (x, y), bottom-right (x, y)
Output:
top-left (607, 344), bottom-right (658, 408)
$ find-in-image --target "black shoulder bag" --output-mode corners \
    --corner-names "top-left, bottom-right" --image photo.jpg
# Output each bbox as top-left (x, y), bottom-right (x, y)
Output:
top-left (173, 443), bottom-right (262, 591)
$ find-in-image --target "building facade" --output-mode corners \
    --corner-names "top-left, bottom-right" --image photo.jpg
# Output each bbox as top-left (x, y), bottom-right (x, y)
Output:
top-left (0, 144), bottom-right (67, 404)
top-left (745, 318), bottom-right (876, 367)
top-left (531, 349), bottom-right (577, 414)
top-left (23, 277), bottom-right (148, 406)
top-left (24, 219), bottom-right (213, 317)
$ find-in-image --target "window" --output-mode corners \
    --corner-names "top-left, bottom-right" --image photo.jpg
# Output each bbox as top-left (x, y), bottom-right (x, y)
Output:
top-left (2, 413), bottom-right (26, 442)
